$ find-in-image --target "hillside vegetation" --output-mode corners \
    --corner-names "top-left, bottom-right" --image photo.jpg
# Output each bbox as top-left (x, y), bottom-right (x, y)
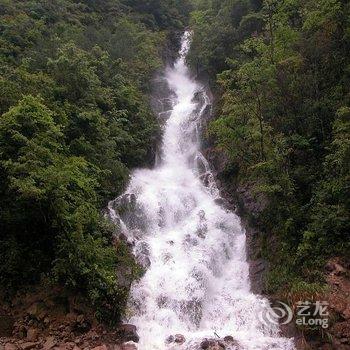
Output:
top-left (189, 0), bottom-right (350, 294)
top-left (0, 0), bottom-right (191, 322)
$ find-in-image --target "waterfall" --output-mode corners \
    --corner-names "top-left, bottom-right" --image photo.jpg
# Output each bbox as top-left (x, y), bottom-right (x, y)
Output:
top-left (109, 32), bottom-right (295, 350)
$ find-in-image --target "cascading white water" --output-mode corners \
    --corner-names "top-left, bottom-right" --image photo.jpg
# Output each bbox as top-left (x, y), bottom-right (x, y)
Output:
top-left (109, 32), bottom-right (295, 350)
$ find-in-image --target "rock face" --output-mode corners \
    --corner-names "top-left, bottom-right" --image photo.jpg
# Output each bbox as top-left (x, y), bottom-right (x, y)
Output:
top-left (201, 118), bottom-right (272, 289)
top-left (110, 194), bottom-right (149, 234)
top-left (249, 259), bottom-right (269, 295)
top-left (236, 184), bottom-right (268, 222)
top-left (202, 147), bottom-right (270, 296)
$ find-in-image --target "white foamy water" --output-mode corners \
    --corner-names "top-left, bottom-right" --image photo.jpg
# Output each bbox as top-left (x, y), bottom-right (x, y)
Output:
top-left (109, 32), bottom-right (295, 350)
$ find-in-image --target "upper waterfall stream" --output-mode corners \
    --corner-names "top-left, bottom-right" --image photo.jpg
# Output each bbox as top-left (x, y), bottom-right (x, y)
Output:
top-left (109, 32), bottom-right (295, 350)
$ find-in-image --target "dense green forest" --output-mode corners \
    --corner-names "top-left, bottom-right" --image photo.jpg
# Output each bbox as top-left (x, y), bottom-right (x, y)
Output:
top-left (189, 0), bottom-right (350, 295)
top-left (1, 0), bottom-right (349, 328)
top-left (0, 0), bottom-right (191, 322)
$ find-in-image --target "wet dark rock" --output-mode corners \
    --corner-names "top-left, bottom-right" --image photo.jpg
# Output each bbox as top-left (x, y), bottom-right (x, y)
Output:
top-left (165, 333), bottom-right (186, 344)
top-left (136, 255), bottom-right (151, 269)
top-left (136, 241), bottom-right (150, 256)
top-left (116, 324), bottom-right (139, 343)
top-left (196, 157), bottom-right (207, 176)
top-left (200, 339), bottom-right (211, 349)
top-left (116, 230), bottom-right (136, 248)
top-left (111, 194), bottom-right (148, 232)
top-left (223, 336), bottom-right (234, 342)
top-left (214, 197), bottom-right (235, 211)
top-left (165, 335), bottom-right (175, 344)
top-left (135, 241), bottom-right (151, 268)
top-left (200, 339), bottom-right (226, 349)
top-left (192, 90), bottom-right (212, 129)
top-left (150, 71), bottom-right (174, 117)
top-left (174, 334), bottom-right (186, 344)
top-left (197, 229), bottom-right (207, 239)
top-left (249, 259), bottom-right (269, 294)
top-left (200, 173), bottom-right (212, 188)
top-left (223, 336), bottom-right (241, 348)
top-left (193, 90), bottom-right (205, 104)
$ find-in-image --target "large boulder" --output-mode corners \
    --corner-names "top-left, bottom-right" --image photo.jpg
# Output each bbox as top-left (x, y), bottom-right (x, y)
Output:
top-left (174, 334), bottom-right (186, 344)
top-left (116, 324), bottom-right (139, 343)
top-left (200, 339), bottom-right (225, 350)
top-left (200, 337), bottom-right (241, 350)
